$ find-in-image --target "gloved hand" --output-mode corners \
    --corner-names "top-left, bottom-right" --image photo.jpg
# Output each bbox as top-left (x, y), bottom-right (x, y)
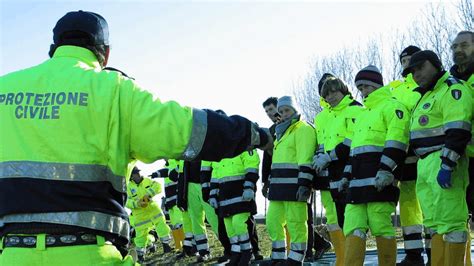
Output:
top-left (295, 186), bottom-right (311, 202)
top-left (151, 171), bottom-right (160, 178)
top-left (312, 153), bottom-right (331, 173)
top-left (374, 170), bottom-right (394, 192)
top-left (338, 178), bottom-right (349, 192)
top-left (262, 182), bottom-right (269, 198)
top-left (242, 189), bottom-right (255, 201)
top-left (437, 166), bottom-right (453, 189)
top-left (209, 198), bottom-right (219, 209)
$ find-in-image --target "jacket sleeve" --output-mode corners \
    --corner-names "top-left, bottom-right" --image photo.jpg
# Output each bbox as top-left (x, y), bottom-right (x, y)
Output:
top-left (261, 151), bottom-right (272, 184)
top-left (296, 124), bottom-right (317, 187)
top-left (126, 194), bottom-right (139, 209)
top-left (334, 105), bottom-right (362, 162)
top-left (209, 162), bottom-right (219, 200)
top-left (144, 178), bottom-right (162, 197)
top-left (378, 103), bottom-right (409, 176)
top-left (241, 150), bottom-right (260, 191)
top-left (200, 161), bottom-right (212, 202)
top-left (440, 80), bottom-right (472, 169)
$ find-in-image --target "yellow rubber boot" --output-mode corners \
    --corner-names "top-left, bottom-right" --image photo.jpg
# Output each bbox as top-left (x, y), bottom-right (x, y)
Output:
top-left (172, 227), bottom-right (185, 250)
top-left (466, 234), bottom-right (472, 266)
top-left (285, 225), bottom-right (291, 255)
top-left (431, 234), bottom-right (445, 266)
top-left (329, 230), bottom-right (345, 266)
top-left (444, 241), bottom-right (466, 266)
top-left (343, 235), bottom-right (366, 266)
top-left (375, 237), bottom-right (396, 266)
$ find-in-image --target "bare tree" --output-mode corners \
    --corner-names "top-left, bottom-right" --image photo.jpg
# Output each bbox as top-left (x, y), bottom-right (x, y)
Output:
top-left (455, 0), bottom-right (473, 30)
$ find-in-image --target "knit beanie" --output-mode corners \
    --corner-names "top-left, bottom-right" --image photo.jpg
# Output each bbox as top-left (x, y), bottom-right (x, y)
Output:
top-left (354, 65), bottom-right (384, 88)
top-left (277, 96), bottom-right (298, 112)
top-left (399, 45), bottom-right (421, 62)
top-left (318, 73), bottom-right (335, 95)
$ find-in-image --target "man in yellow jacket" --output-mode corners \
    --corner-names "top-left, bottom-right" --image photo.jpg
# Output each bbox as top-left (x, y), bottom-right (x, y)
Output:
top-left (0, 10), bottom-right (272, 266)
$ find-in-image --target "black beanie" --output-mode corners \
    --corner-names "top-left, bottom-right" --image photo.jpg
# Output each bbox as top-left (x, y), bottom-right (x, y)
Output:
top-left (318, 73), bottom-right (335, 95)
top-left (399, 45), bottom-right (421, 63)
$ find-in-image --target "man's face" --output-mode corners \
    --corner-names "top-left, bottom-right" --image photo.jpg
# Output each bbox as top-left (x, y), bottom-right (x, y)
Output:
top-left (451, 34), bottom-right (474, 66)
top-left (401, 55), bottom-right (412, 70)
top-left (264, 104), bottom-right (279, 123)
top-left (324, 90), bottom-right (345, 107)
top-left (278, 106), bottom-right (296, 122)
top-left (412, 61), bottom-right (438, 88)
top-left (356, 84), bottom-right (377, 98)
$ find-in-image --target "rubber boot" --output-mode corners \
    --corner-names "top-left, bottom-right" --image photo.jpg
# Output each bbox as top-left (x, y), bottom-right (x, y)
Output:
top-left (343, 235), bottom-right (365, 266)
top-left (466, 234), bottom-right (472, 266)
top-left (329, 230), bottom-right (345, 266)
top-left (239, 250), bottom-right (253, 266)
top-left (228, 251), bottom-right (242, 266)
top-left (172, 228), bottom-right (185, 250)
top-left (431, 234), bottom-right (445, 266)
top-left (444, 241), bottom-right (466, 266)
top-left (285, 225), bottom-right (291, 255)
top-left (314, 231), bottom-right (332, 260)
top-left (375, 237), bottom-right (397, 266)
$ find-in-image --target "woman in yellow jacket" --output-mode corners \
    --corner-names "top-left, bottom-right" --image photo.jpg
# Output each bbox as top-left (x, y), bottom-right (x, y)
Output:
top-left (266, 96), bottom-right (316, 265)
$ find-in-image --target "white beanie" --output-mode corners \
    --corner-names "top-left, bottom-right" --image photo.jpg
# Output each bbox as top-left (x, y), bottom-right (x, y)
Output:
top-left (277, 96), bottom-right (298, 112)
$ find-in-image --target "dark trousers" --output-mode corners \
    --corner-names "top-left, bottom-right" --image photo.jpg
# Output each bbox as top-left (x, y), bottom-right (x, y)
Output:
top-left (307, 202), bottom-right (314, 256)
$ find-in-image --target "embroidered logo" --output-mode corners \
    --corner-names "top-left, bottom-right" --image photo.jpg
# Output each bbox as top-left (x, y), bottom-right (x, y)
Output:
top-left (419, 115), bottom-right (429, 126)
top-left (451, 89), bottom-right (462, 100)
top-left (396, 110), bottom-right (404, 119)
top-left (422, 103), bottom-right (431, 109)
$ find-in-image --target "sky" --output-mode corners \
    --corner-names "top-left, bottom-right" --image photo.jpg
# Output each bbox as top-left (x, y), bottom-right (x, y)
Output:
top-left (0, 0), bottom-right (458, 215)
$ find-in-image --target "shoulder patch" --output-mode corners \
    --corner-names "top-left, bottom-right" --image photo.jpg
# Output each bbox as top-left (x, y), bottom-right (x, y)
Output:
top-left (451, 89), bottom-right (462, 100)
top-left (103, 66), bottom-right (135, 80)
top-left (248, 150), bottom-right (254, 156)
top-left (395, 109), bottom-right (404, 119)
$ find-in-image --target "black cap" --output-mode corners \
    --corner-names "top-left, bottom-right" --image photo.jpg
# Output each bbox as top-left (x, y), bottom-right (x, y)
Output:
top-left (399, 45), bottom-right (421, 62)
top-left (318, 73), bottom-right (335, 95)
top-left (131, 167), bottom-right (140, 174)
top-left (53, 10), bottom-right (109, 45)
top-left (402, 50), bottom-right (443, 76)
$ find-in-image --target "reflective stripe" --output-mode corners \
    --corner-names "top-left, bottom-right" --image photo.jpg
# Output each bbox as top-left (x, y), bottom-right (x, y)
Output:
top-left (245, 168), bottom-right (258, 174)
top-left (326, 223), bottom-right (341, 232)
top-left (352, 145), bottom-right (383, 155)
top-left (298, 172), bottom-right (313, 181)
top-left (210, 189), bottom-right (219, 196)
top-left (231, 244), bottom-right (241, 252)
top-left (197, 243), bottom-right (209, 251)
top-left (385, 140), bottom-right (407, 151)
top-left (344, 164), bottom-right (352, 173)
top-left (220, 175), bottom-right (245, 183)
top-left (329, 149), bottom-right (338, 160)
top-left (380, 155), bottom-right (397, 170)
top-left (1, 211), bottom-right (129, 239)
top-left (243, 181), bottom-right (255, 188)
top-left (182, 108), bottom-right (207, 160)
top-left (219, 197), bottom-right (244, 206)
top-left (425, 239), bottom-right (431, 248)
top-left (147, 188), bottom-right (156, 195)
top-left (151, 213), bottom-right (163, 220)
top-left (349, 177), bottom-right (376, 188)
top-left (194, 234), bottom-right (207, 241)
top-left (319, 169), bottom-right (329, 177)
top-left (238, 233), bottom-right (250, 242)
top-left (271, 163), bottom-right (299, 170)
top-left (288, 250), bottom-right (305, 262)
top-left (161, 236), bottom-right (171, 244)
top-left (270, 177), bottom-right (299, 184)
top-left (441, 148), bottom-right (461, 162)
top-left (271, 251), bottom-right (287, 260)
top-left (183, 240), bottom-right (193, 246)
top-left (0, 161), bottom-right (126, 193)
top-left (185, 232), bottom-right (194, 238)
top-left (135, 219), bottom-right (152, 227)
top-left (165, 182), bottom-right (177, 188)
top-left (402, 224), bottom-right (423, 235)
top-left (299, 163), bottom-right (312, 168)
top-left (211, 178), bottom-right (219, 183)
top-left (444, 121), bottom-right (471, 131)
top-left (201, 182), bottom-right (210, 188)
top-left (414, 145), bottom-right (444, 157)
top-left (343, 138), bottom-right (352, 146)
top-left (410, 126), bottom-right (444, 139)
top-left (444, 231), bottom-right (468, 243)
top-left (329, 180), bottom-right (342, 189)
top-left (317, 144), bottom-right (325, 153)
top-left (201, 166), bottom-right (211, 171)
top-left (240, 242), bottom-right (252, 250)
top-left (229, 236), bottom-right (239, 244)
top-left (404, 239), bottom-right (424, 250)
top-left (352, 229), bottom-right (367, 240)
top-left (272, 240), bottom-right (286, 248)
top-left (290, 242), bottom-right (306, 251)
top-left (404, 156), bottom-right (418, 164)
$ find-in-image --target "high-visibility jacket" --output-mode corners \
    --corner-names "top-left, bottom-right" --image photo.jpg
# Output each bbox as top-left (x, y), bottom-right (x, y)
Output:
top-left (314, 95), bottom-right (362, 202)
top-left (389, 74), bottom-right (422, 181)
top-left (269, 117), bottom-right (316, 201)
top-left (314, 101), bottom-right (331, 190)
top-left (409, 71), bottom-right (472, 168)
top-left (343, 86), bottom-right (410, 204)
top-left (200, 161), bottom-right (212, 202)
top-left (126, 176), bottom-right (162, 218)
top-left (0, 45), bottom-right (266, 244)
top-left (162, 159), bottom-right (179, 210)
top-left (210, 150), bottom-right (260, 216)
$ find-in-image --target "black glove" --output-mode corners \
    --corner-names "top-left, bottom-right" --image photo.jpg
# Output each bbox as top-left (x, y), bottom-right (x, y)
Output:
top-left (151, 172), bottom-right (160, 178)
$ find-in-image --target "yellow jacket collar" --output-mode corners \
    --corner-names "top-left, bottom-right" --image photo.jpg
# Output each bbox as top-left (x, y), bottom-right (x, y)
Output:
top-left (363, 86), bottom-right (391, 108)
top-left (52, 45), bottom-right (102, 70)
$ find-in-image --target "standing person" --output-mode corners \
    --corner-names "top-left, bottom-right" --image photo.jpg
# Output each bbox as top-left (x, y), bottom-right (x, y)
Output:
top-left (450, 30), bottom-right (474, 266)
top-left (261, 97), bottom-right (280, 197)
top-left (209, 150), bottom-right (260, 265)
top-left (0, 10), bottom-right (272, 265)
top-left (126, 167), bottom-right (172, 262)
top-left (390, 45), bottom-right (426, 266)
top-left (313, 76), bottom-right (363, 266)
top-left (266, 96), bottom-right (316, 265)
top-left (341, 65), bottom-right (410, 266)
top-left (404, 50), bottom-right (472, 265)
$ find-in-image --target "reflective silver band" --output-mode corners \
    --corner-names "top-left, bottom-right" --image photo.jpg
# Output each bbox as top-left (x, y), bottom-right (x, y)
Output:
top-left (272, 240), bottom-right (286, 248)
top-left (329, 149), bottom-right (338, 160)
top-left (229, 236), bottom-right (239, 244)
top-left (444, 231), bottom-right (468, 243)
top-left (135, 219), bottom-right (152, 227)
top-left (352, 145), bottom-right (383, 155)
top-left (270, 177), bottom-right (299, 184)
top-left (231, 244), bottom-right (241, 252)
top-left (299, 163), bottom-right (312, 168)
top-left (329, 180), bottom-right (343, 189)
top-left (410, 126), bottom-right (444, 139)
top-left (344, 164), bottom-right (352, 173)
top-left (414, 145), bottom-right (444, 157)
top-left (194, 234), bottom-right (207, 241)
top-left (402, 224), bottom-right (423, 235)
top-left (160, 235), bottom-right (171, 244)
top-left (200, 166), bottom-right (211, 171)
top-left (290, 242), bottom-right (306, 250)
top-left (271, 163), bottom-right (299, 170)
top-left (165, 195), bottom-right (177, 202)
top-left (219, 197), bottom-right (244, 206)
top-left (201, 182), bottom-right (210, 188)
top-left (272, 251), bottom-right (287, 260)
top-left (249, 123), bottom-right (261, 149)
top-left (220, 175), bottom-right (245, 183)
top-left (404, 239), bottom-right (424, 250)
top-left (380, 155), bottom-right (397, 171)
top-left (210, 189), bottom-right (219, 196)
top-left (1, 211), bottom-right (129, 239)
top-left (165, 182), bottom-right (177, 188)
top-left (288, 251), bottom-right (305, 262)
top-left (0, 161), bottom-right (126, 193)
top-left (343, 138), bottom-right (352, 146)
top-left (298, 172), bottom-right (313, 181)
top-left (444, 121), bottom-right (471, 131)
top-left (349, 177), bottom-right (376, 188)
top-left (385, 140), bottom-right (408, 151)
top-left (404, 156), bottom-right (418, 164)
top-left (245, 168), bottom-right (258, 174)
top-left (185, 232), bottom-right (194, 238)
top-left (238, 233), bottom-right (250, 242)
top-left (182, 108), bottom-right (208, 160)
top-left (351, 229), bottom-right (367, 240)
top-left (243, 181), bottom-right (255, 188)
top-left (197, 243), bottom-right (209, 251)
top-left (211, 178), bottom-right (219, 184)
top-left (240, 242), bottom-right (252, 250)
top-left (319, 169), bottom-right (329, 177)
top-left (441, 147), bottom-right (461, 162)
